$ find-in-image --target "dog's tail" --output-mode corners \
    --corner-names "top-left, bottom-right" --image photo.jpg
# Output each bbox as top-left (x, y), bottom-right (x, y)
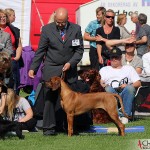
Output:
top-left (113, 94), bottom-right (131, 119)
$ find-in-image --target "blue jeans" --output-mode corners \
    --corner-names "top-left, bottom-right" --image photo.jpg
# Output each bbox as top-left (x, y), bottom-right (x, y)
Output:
top-left (105, 85), bottom-right (136, 116)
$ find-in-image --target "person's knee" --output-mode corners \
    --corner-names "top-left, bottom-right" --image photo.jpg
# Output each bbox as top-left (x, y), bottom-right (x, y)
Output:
top-left (123, 85), bottom-right (136, 95)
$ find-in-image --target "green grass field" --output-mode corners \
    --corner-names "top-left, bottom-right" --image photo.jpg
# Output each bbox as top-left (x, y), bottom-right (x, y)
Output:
top-left (1, 117), bottom-right (150, 150)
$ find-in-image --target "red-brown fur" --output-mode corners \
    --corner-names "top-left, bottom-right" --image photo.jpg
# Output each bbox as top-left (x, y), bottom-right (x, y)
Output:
top-left (80, 69), bottom-right (111, 124)
top-left (45, 76), bottom-right (128, 136)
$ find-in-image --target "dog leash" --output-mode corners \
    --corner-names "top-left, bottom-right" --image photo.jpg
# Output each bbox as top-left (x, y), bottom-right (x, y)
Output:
top-left (61, 71), bottom-right (66, 81)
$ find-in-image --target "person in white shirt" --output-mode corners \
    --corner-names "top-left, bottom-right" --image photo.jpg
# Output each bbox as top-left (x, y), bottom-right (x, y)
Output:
top-left (142, 51), bottom-right (150, 74)
top-left (140, 50), bottom-right (150, 82)
top-left (100, 47), bottom-right (141, 124)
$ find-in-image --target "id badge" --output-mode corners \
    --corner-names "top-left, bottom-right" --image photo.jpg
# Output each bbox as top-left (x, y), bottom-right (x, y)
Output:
top-left (72, 39), bottom-right (80, 46)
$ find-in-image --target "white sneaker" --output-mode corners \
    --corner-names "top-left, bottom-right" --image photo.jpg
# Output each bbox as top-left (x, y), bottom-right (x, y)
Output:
top-left (121, 117), bottom-right (128, 124)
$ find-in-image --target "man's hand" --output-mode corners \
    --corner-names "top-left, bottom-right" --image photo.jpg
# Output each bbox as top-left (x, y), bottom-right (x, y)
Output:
top-left (62, 63), bottom-right (71, 71)
top-left (28, 70), bottom-right (35, 78)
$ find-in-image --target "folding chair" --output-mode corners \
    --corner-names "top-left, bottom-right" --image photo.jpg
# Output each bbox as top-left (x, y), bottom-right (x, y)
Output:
top-left (132, 84), bottom-right (150, 121)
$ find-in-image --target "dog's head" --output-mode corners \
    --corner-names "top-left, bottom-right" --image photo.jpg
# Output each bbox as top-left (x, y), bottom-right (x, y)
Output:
top-left (79, 69), bottom-right (105, 92)
top-left (45, 76), bottom-right (61, 91)
top-left (80, 69), bottom-right (101, 85)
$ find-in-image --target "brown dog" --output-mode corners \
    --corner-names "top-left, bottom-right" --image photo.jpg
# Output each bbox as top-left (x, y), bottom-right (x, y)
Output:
top-left (80, 69), bottom-right (105, 93)
top-left (80, 69), bottom-right (111, 124)
top-left (46, 76), bottom-right (129, 136)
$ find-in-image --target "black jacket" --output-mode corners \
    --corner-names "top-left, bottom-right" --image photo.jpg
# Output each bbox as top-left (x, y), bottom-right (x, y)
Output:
top-left (7, 24), bottom-right (20, 49)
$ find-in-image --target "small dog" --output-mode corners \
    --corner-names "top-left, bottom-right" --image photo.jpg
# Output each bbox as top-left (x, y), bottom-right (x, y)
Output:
top-left (79, 69), bottom-right (111, 124)
top-left (46, 76), bottom-right (129, 136)
top-left (0, 116), bottom-right (24, 139)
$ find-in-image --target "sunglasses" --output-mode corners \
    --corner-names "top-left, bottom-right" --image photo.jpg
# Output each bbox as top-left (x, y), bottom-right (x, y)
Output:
top-left (106, 16), bottom-right (115, 19)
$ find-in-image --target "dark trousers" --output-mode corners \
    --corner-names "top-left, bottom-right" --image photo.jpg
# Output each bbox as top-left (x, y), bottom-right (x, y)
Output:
top-left (11, 60), bottom-right (20, 95)
top-left (89, 46), bottom-right (99, 71)
top-left (43, 87), bottom-right (66, 131)
top-left (21, 118), bottom-right (37, 131)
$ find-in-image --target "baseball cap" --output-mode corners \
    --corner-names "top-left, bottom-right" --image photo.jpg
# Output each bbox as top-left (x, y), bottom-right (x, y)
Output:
top-left (109, 47), bottom-right (122, 58)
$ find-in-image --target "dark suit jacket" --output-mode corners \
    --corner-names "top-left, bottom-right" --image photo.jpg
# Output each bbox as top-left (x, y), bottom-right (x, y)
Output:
top-left (30, 22), bottom-right (84, 83)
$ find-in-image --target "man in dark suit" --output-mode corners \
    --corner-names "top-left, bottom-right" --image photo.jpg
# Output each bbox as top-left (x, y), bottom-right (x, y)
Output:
top-left (28, 8), bottom-right (84, 135)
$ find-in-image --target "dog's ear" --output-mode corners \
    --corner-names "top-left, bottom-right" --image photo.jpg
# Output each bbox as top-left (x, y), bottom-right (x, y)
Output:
top-left (45, 78), bottom-right (53, 88)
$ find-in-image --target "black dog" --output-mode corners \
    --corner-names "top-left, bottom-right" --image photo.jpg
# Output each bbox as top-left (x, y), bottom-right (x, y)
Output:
top-left (0, 116), bottom-right (24, 139)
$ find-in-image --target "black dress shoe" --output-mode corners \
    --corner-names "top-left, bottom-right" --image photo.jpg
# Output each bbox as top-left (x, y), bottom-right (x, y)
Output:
top-left (43, 129), bottom-right (57, 136)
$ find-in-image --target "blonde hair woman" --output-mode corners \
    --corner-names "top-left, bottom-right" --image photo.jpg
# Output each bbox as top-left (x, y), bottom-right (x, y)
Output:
top-left (117, 14), bottom-right (130, 52)
top-left (96, 9), bottom-right (120, 66)
top-left (5, 8), bottom-right (15, 23)
top-left (5, 88), bottom-right (37, 131)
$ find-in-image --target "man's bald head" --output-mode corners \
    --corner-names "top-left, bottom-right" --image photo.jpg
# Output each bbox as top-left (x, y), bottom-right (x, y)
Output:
top-left (55, 8), bottom-right (68, 29)
top-left (55, 8), bottom-right (68, 22)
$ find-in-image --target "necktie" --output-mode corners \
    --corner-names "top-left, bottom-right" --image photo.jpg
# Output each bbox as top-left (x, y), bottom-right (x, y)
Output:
top-left (60, 29), bottom-right (65, 41)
